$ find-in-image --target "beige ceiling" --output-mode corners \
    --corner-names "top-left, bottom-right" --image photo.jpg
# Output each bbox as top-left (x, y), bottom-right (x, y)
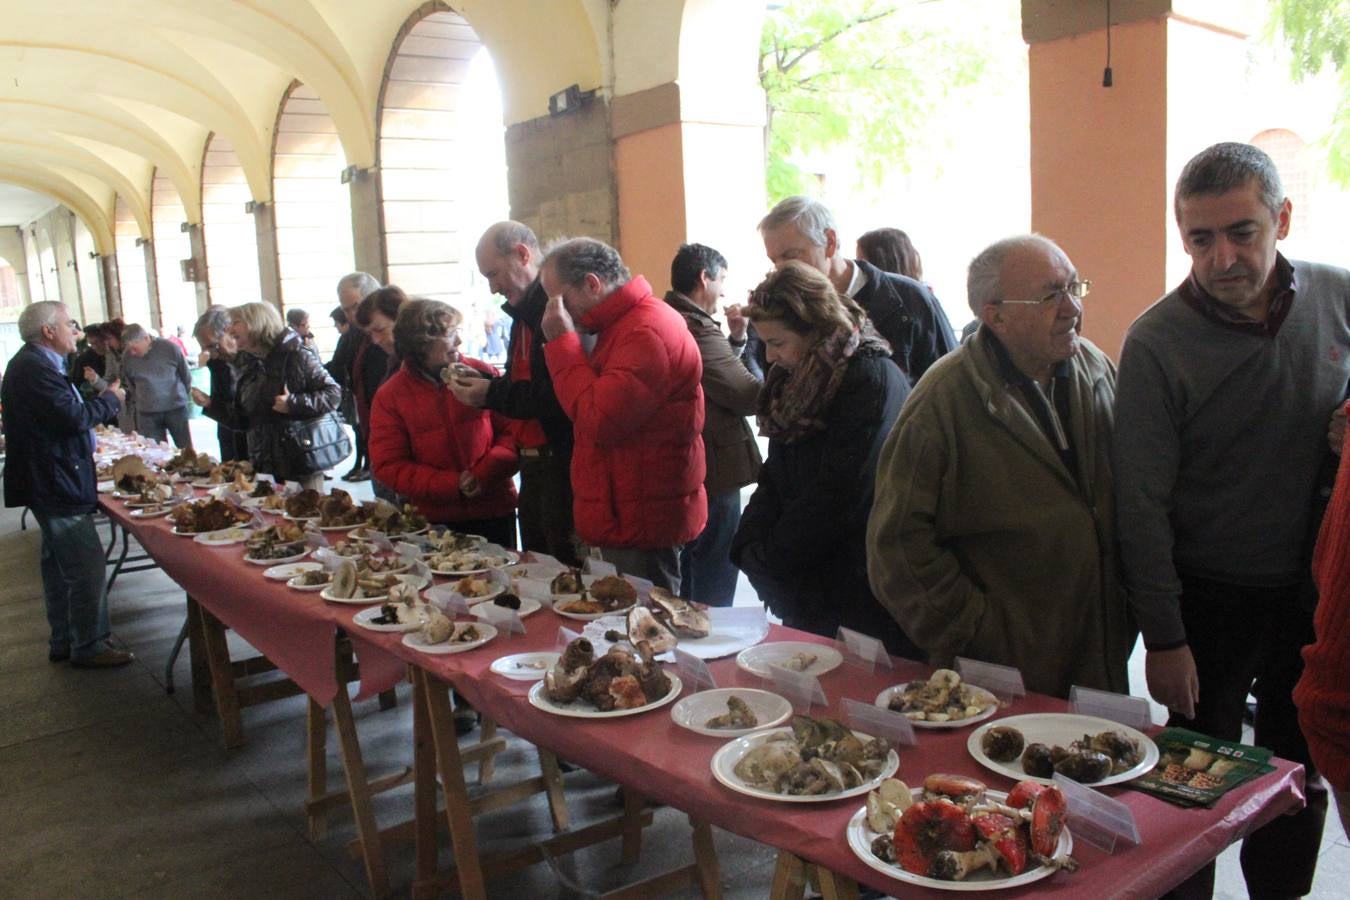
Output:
top-left (0, 0), bottom-right (606, 255)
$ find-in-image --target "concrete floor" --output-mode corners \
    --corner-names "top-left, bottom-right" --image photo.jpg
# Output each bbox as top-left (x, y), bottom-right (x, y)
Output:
top-left (2, 417), bottom-right (1346, 898)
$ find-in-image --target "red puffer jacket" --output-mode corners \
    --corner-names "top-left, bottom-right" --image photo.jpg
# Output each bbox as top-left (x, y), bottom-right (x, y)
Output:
top-left (368, 358), bottom-right (518, 525)
top-left (545, 276), bottom-right (707, 549)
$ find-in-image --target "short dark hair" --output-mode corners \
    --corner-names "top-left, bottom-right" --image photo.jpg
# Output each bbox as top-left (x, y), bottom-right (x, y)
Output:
top-left (330, 307), bottom-right (347, 326)
top-left (542, 238), bottom-right (630, 292)
top-left (355, 286), bottom-right (408, 328)
top-left (1175, 142), bottom-right (1285, 221)
top-left (670, 243), bottom-right (728, 295)
top-left (856, 228), bottom-right (923, 281)
top-left (84, 323), bottom-right (105, 339)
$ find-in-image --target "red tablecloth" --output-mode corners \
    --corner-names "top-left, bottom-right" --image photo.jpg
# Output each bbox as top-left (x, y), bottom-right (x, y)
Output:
top-left (339, 611), bottom-right (1306, 899)
top-left (100, 497), bottom-right (407, 704)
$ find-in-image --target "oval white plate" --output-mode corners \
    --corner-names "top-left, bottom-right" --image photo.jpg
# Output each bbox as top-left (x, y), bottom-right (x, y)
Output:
top-left (670, 688), bottom-right (793, 737)
top-left (710, 727), bottom-right (899, 803)
top-left (320, 586), bottom-right (378, 605)
top-left (402, 622), bottom-right (498, 654)
top-left (263, 561), bottom-right (322, 581)
top-left (966, 713), bottom-right (1159, 787)
top-left (350, 524), bottom-right (428, 540)
top-left (527, 673), bottom-right (683, 718)
top-left (318, 521), bottom-right (365, 532)
top-left (445, 577), bottom-right (504, 604)
top-left (194, 527), bottom-right (252, 546)
top-left (735, 642), bottom-right (844, 678)
top-left (509, 563), bottom-right (568, 581)
top-left (474, 597), bottom-right (541, 619)
top-left (244, 547), bottom-right (309, 565)
top-left (427, 549), bottom-right (520, 576)
top-left (129, 507), bottom-right (172, 519)
top-left (874, 682), bottom-right (1000, 730)
top-left (553, 601), bottom-right (635, 622)
top-left (845, 788), bottom-right (1073, 892)
top-left (287, 574), bottom-right (331, 591)
top-left (352, 605), bottom-right (424, 633)
top-left (490, 651), bottom-right (560, 680)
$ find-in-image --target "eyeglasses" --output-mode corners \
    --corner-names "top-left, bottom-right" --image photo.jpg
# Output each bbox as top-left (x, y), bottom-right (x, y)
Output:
top-left (993, 280), bottom-right (1091, 308)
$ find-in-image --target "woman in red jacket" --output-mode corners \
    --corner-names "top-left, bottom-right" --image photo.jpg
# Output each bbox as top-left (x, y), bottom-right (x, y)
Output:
top-left (368, 299), bottom-right (519, 547)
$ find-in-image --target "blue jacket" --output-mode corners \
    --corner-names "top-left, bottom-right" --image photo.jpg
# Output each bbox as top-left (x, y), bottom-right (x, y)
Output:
top-left (2, 343), bottom-right (121, 514)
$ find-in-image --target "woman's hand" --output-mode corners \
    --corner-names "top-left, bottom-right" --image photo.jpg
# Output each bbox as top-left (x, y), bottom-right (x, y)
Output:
top-left (272, 384), bottom-right (291, 413)
top-left (458, 470), bottom-right (482, 499)
top-left (82, 366), bottom-right (98, 384)
top-left (190, 387), bottom-right (211, 409)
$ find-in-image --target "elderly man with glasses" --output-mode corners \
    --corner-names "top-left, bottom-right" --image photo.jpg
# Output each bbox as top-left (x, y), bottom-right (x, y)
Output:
top-left (865, 234), bottom-right (1133, 697)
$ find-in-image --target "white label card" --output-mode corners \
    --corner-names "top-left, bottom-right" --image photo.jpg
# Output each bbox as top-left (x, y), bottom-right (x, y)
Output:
top-left (556, 625), bottom-right (582, 651)
top-left (626, 575), bottom-right (654, 599)
top-left (1052, 773), bottom-right (1140, 853)
top-left (516, 578), bottom-right (554, 603)
top-left (528, 551), bottom-right (563, 569)
top-left (584, 557), bottom-right (617, 577)
top-left (836, 627), bottom-right (893, 673)
top-left (765, 664), bottom-right (827, 712)
top-left (393, 540), bottom-right (422, 561)
top-left (841, 698), bottom-right (916, 746)
top-left (303, 528), bottom-right (328, 549)
top-left (673, 648), bottom-right (717, 692)
top-left (1070, 686), bottom-right (1153, 730)
top-left (476, 603), bottom-right (525, 635)
top-left (369, 534), bottom-right (394, 552)
top-left (408, 560), bottom-right (433, 582)
top-left (955, 656), bottom-right (1026, 698)
top-left (312, 548), bottom-right (342, 570)
top-left (440, 592), bottom-right (471, 616)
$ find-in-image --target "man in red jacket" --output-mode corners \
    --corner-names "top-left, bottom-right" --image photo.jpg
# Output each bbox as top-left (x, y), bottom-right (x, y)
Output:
top-left (540, 238), bottom-right (707, 592)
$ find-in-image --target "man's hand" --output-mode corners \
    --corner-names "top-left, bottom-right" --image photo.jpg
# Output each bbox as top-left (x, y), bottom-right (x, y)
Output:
top-left (724, 303), bottom-right (748, 342)
top-left (272, 384), bottom-right (291, 414)
top-left (105, 378), bottom-right (126, 405)
top-left (541, 294), bottom-right (574, 341)
top-left (190, 387), bottom-right (211, 409)
top-left (448, 376), bottom-right (490, 408)
top-left (1145, 645), bottom-right (1200, 719)
top-left (458, 469), bottom-right (481, 499)
top-left (82, 366), bottom-right (98, 384)
top-left (1328, 403), bottom-right (1347, 455)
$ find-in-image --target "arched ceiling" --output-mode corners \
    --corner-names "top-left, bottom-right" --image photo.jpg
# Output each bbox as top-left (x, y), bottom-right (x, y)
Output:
top-left (0, 0), bottom-right (615, 259)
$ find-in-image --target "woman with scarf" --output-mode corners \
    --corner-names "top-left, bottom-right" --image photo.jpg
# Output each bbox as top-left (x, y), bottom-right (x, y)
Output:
top-left (730, 261), bottom-right (919, 658)
top-left (367, 298), bottom-right (519, 548)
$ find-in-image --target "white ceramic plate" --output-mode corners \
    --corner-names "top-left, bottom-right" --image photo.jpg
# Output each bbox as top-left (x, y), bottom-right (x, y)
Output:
top-left (193, 527), bottom-right (252, 546)
top-left (966, 713), bottom-right (1159, 787)
top-left (670, 688), bottom-right (793, 737)
top-left (552, 600), bottom-right (635, 621)
top-left (845, 788), bottom-right (1074, 892)
top-left (352, 605), bottom-right (425, 633)
top-left (710, 727), bottom-right (899, 803)
top-left (264, 560), bottom-right (323, 581)
top-left (320, 586), bottom-right (379, 605)
top-left (349, 524), bottom-right (428, 540)
top-left (317, 521), bottom-right (365, 532)
top-left (490, 651), bottom-right (559, 680)
top-left (474, 597), bottom-right (542, 619)
top-left (97, 480), bottom-right (116, 494)
top-left (675, 615), bottom-right (773, 661)
top-left (427, 553), bottom-right (520, 576)
top-left (129, 506), bottom-right (172, 519)
top-left (190, 478), bottom-right (228, 488)
top-left (287, 574), bottom-right (332, 591)
top-left (446, 577), bottom-right (504, 604)
top-left (874, 682), bottom-right (1000, 730)
top-left (527, 673), bottom-right (683, 718)
top-left (402, 622), bottom-right (498, 654)
top-left (735, 642), bottom-right (844, 678)
top-left (244, 545), bottom-right (309, 564)
top-left (509, 562), bottom-right (568, 581)
top-left (124, 497), bottom-right (172, 509)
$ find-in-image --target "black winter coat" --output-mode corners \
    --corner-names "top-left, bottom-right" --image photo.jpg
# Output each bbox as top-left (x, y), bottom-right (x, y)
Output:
top-left (235, 329), bottom-right (341, 481)
top-left (483, 279), bottom-right (574, 455)
top-left (731, 348), bottom-right (919, 658)
top-left (2, 343), bottom-right (121, 514)
top-left (201, 357), bottom-right (250, 461)
top-left (851, 258), bottom-right (957, 385)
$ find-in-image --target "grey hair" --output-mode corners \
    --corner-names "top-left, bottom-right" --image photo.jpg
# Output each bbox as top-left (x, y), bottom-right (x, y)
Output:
top-left (335, 271), bottom-right (380, 301)
top-left (484, 220), bottom-right (540, 257)
top-left (18, 300), bottom-right (66, 343)
top-left (1175, 142), bottom-right (1286, 221)
top-left (285, 307), bottom-right (309, 328)
top-left (542, 237), bottom-right (631, 293)
top-left (121, 323), bottom-right (150, 345)
top-left (966, 234), bottom-right (1063, 316)
top-left (758, 195), bottom-right (837, 247)
top-left (194, 305), bottom-right (232, 339)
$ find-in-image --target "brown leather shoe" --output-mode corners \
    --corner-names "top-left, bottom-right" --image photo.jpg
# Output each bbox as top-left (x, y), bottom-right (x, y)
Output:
top-left (71, 648), bottom-right (136, 668)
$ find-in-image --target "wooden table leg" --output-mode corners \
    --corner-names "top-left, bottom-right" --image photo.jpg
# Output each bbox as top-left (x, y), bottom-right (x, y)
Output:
top-left (814, 866), bottom-right (860, 900)
top-left (196, 603), bottom-right (244, 749)
top-left (769, 851), bottom-right (808, 900)
top-left (620, 786), bottom-right (645, 864)
top-left (306, 698), bottom-right (328, 840)
top-left (185, 596), bottom-right (212, 715)
top-left (537, 748), bottom-right (570, 833)
top-left (412, 668), bottom-right (439, 889)
top-left (420, 669), bottom-right (488, 900)
top-left (477, 717), bottom-right (497, 785)
top-left (331, 685), bottom-right (389, 898)
top-left (689, 817), bottom-right (722, 899)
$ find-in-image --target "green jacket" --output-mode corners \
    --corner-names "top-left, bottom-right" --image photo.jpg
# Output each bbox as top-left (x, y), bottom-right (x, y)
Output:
top-left (866, 328), bottom-right (1133, 697)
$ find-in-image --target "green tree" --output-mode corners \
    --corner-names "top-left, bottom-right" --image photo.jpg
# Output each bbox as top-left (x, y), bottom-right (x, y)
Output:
top-left (759, 0), bottom-right (989, 202)
top-left (1269, 0), bottom-right (1350, 182)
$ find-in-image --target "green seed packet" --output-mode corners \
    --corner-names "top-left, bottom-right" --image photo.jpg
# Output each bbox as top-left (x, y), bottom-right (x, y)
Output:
top-left (1126, 727), bottom-right (1276, 808)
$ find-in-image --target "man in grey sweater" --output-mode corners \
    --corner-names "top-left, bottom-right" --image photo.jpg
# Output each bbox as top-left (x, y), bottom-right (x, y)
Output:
top-left (119, 323), bottom-right (194, 449)
top-left (1114, 142), bottom-right (1348, 898)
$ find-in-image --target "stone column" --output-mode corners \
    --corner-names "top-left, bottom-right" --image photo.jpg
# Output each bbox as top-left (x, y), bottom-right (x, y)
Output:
top-left (184, 222), bottom-right (211, 314)
top-left (251, 202), bottom-right (283, 307)
top-left (100, 253), bottom-right (123, 320)
top-left (346, 167), bottom-right (386, 284)
top-left (141, 238), bottom-right (163, 330)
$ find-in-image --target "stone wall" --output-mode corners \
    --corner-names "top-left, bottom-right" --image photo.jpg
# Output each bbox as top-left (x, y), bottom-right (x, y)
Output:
top-left (504, 99), bottom-right (617, 246)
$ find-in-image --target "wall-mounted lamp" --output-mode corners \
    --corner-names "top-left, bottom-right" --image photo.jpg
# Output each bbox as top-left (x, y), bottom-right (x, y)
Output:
top-left (134, 237), bottom-right (149, 247)
top-left (340, 164), bottom-right (374, 184)
top-left (180, 221), bottom-right (195, 233)
top-left (180, 258), bottom-right (201, 283)
top-left (88, 251), bottom-right (99, 260)
top-left (245, 200), bottom-right (267, 214)
top-left (548, 84), bottom-right (597, 117)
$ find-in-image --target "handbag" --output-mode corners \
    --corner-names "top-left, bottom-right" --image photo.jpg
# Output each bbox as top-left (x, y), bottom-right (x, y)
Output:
top-left (281, 412), bottom-right (352, 473)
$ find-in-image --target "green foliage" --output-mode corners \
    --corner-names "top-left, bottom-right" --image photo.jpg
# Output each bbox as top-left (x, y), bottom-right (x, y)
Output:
top-left (759, 0), bottom-right (988, 203)
top-left (1268, 0), bottom-right (1350, 183)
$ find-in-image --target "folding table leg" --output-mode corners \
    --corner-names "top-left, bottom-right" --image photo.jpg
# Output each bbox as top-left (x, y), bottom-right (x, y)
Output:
top-left (419, 669), bottom-right (488, 900)
top-left (620, 786), bottom-right (646, 864)
top-left (477, 717), bottom-right (497, 784)
top-left (185, 596), bottom-right (212, 715)
top-left (814, 867), bottom-right (860, 900)
top-left (306, 699), bottom-right (329, 840)
top-left (689, 817), bottom-right (722, 898)
top-left (537, 748), bottom-right (570, 833)
top-left (331, 685), bottom-right (389, 898)
top-left (412, 669), bottom-right (439, 888)
top-left (197, 604), bottom-right (244, 748)
top-left (769, 851), bottom-right (808, 900)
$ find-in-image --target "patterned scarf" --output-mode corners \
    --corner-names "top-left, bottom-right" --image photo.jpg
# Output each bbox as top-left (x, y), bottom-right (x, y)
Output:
top-left (757, 319), bottom-right (890, 442)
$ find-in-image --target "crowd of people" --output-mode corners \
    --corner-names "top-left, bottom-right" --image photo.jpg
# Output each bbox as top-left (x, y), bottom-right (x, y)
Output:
top-left (4, 140), bottom-right (1348, 897)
